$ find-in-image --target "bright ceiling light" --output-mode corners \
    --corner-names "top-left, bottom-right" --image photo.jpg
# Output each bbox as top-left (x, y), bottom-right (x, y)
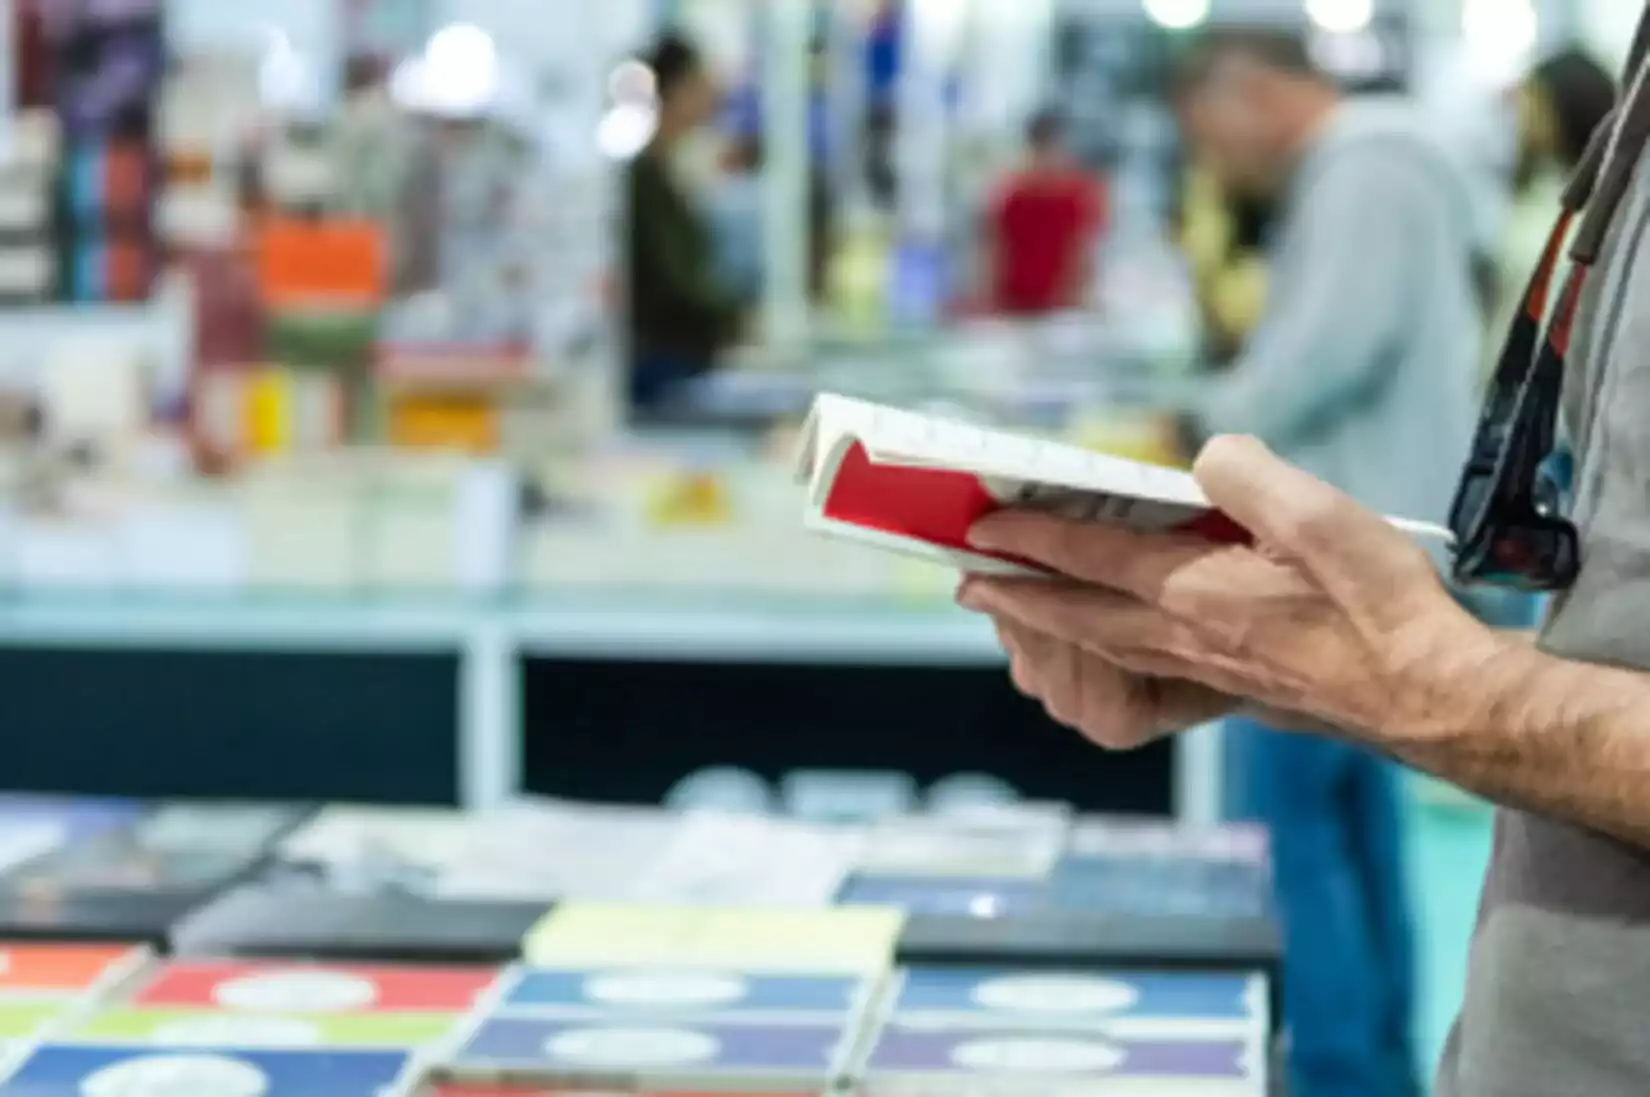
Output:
top-left (596, 102), bottom-right (659, 160)
top-left (1463, 0), bottom-right (1538, 84)
top-left (1305, 0), bottom-right (1375, 34)
top-left (1142, 0), bottom-right (1211, 31)
top-left (420, 22), bottom-right (500, 118)
top-left (608, 60), bottom-right (656, 106)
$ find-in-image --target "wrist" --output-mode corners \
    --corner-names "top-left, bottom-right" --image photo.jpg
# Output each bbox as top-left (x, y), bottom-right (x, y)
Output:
top-left (1385, 620), bottom-right (1554, 750)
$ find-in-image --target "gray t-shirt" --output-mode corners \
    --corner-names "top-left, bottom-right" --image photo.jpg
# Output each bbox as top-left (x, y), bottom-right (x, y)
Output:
top-left (1436, 71), bottom-right (1650, 1097)
top-left (1203, 97), bottom-right (1482, 529)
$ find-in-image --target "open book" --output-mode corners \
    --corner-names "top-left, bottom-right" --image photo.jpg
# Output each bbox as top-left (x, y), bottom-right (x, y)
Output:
top-left (795, 393), bottom-right (1452, 576)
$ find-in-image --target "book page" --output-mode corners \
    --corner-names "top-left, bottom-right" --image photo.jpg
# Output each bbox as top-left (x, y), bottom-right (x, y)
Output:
top-left (812, 394), bottom-right (1205, 509)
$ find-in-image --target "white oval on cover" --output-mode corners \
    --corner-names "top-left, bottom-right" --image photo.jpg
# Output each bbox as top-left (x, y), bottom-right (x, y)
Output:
top-left (970, 974), bottom-right (1141, 1015)
top-left (951, 1036), bottom-right (1127, 1073)
top-left (81, 1053), bottom-right (271, 1097)
top-left (582, 972), bottom-right (749, 1008)
top-left (151, 1016), bottom-right (323, 1048)
top-left (212, 971), bottom-right (378, 1013)
top-left (544, 1026), bottom-right (720, 1067)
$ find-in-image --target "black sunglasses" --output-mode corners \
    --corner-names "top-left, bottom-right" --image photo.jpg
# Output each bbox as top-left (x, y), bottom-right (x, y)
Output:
top-left (1447, 209), bottom-right (1584, 593)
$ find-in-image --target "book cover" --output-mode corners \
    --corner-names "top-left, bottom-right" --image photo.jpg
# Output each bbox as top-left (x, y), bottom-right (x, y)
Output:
top-left (0, 943), bottom-right (146, 998)
top-left (498, 969), bottom-right (868, 1021)
top-left (522, 906), bottom-right (902, 976)
top-left (887, 968), bottom-right (1264, 1039)
top-left (131, 961), bottom-right (499, 1014)
top-left (448, 1016), bottom-right (847, 1088)
top-left (861, 1029), bottom-right (1259, 1092)
top-left (0, 1045), bottom-right (413, 1097)
top-left (73, 1007), bottom-right (459, 1050)
top-left (836, 877), bottom-right (1049, 918)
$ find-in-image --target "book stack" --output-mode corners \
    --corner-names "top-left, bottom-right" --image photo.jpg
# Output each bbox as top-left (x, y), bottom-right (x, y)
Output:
top-left (47, 0), bottom-right (163, 303)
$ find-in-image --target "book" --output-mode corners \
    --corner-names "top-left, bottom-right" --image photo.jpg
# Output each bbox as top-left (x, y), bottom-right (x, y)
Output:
top-left (885, 967), bottom-right (1266, 1041)
top-left (796, 393), bottom-right (1452, 576)
top-left (521, 906), bottom-right (903, 976)
top-left (446, 1016), bottom-right (850, 1092)
top-left (0, 1045), bottom-right (415, 1097)
top-left (858, 1029), bottom-right (1262, 1096)
top-left (495, 969), bottom-right (872, 1023)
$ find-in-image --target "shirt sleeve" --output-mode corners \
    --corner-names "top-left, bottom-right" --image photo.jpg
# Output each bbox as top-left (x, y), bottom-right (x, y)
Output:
top-left (1200, 149), bottom-right (1433, 447)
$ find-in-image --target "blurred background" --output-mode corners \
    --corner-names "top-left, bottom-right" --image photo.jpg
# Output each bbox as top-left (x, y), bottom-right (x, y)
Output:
top-left (0, 0), bottom-right (1638, 1092)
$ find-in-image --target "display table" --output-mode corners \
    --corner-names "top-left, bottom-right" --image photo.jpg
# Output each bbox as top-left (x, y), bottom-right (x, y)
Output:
top-left (0, 593), bottom-right (1221, 822)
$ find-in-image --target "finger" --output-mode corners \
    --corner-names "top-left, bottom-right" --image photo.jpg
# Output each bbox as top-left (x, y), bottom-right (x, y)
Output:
top-left (1193, 435), bottom-right (1435, 612)
top-left (967, 579), bottom-right (1206, 667)
top-left (968, 511), bottom-right (1226, 604)
top-left (994, 620), bottom-right (1046, 699)
top-left (995, 619), bottom-right (1136, 739)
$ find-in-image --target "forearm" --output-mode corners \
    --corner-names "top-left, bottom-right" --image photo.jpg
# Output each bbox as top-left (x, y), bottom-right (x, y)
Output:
top-left (1382, 641), bottom-right (1650, 850)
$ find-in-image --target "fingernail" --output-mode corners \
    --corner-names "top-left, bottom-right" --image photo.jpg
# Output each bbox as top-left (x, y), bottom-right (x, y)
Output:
top-left (967, 521), bottom-right (1000, 550)
top-left (956, 581), bottom-right (986, 612)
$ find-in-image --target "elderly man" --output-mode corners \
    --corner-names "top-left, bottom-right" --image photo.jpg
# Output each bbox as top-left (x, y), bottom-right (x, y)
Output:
top-left (959, 9), bottom-right (1650, 1097)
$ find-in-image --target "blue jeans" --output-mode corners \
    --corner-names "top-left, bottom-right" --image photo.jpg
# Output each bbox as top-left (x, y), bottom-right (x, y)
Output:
top-left (1226, 721), bottom-right (1420, 1097)
top-left (629, 353), bottom-right (710, 413)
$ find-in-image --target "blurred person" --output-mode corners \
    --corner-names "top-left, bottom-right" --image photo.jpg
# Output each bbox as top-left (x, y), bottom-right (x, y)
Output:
top-left (331, 55), bottom-right (413, 222)
top-left (1516, 49), bottom-right (1617, 194)
top-left (1171, 31), bottom-right (1488, 1097)
top-left (985, 110), bottom-right (1109, 317)
top-left (708, 133), bottom-right (765, 306)
top-left (626, 32), bottom-right (744, 413)
top-left (1177, 165), bottom-right (1274, 368)
top-left (1488, 52), bottom-right (1618, 360)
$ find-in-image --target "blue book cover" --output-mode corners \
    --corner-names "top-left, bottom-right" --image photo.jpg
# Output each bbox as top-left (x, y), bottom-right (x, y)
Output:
top-left (837, 875), bottom-right (1049, 917)
top-left (453, 1016), bottom-right (847, 1077)
top-left (864, 1028), bottom-right (1257, 1086)
top-left (890, 967), bottom-right (1262, 1032)
top-left (0, 1045), bottom-right (411, 1097)
top-left (500, 969), bottom-right (867, 1019)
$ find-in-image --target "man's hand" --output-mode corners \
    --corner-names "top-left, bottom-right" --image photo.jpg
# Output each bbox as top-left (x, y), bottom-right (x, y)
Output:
top-left (958, 436), bottom-right (1504, 747)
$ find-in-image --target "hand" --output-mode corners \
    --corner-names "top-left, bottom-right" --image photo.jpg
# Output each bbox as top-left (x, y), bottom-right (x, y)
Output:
top-left (985, 614), bottom-right (1238, 751)
top-left (958, 436), bottom-right (1499, 747)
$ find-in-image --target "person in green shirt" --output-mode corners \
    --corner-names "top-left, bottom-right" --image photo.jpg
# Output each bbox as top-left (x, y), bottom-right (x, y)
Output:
top-left (626, 32), bottom-right (744, 414)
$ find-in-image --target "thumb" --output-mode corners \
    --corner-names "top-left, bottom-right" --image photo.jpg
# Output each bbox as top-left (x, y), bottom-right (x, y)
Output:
top-left (1193, 435), bottom-right (1438, 616)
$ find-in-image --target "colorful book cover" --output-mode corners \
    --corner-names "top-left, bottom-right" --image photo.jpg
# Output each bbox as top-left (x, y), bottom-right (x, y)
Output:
top-left (432, 1082), bottom-right (811, 1088)
top-left (73, 1007), bottom-right (459, 1050)
top-left (836, 876), bottom-right (1049, 918)
top-left (0, 943), bottom-right (146, 999)
top-left (862, 1030), bottom-right (1259, 1093)
top-left (888, 968), bottom-right (1264, 1038)
top-left (0, 1045), bottom-right (413, 1097)
top-left (132, 961), bottom-right (499, 1014)
top-left (522, 905), bottom-right (903, 976)
top-left (498, 969), bottom-right (868, 1021)
top-left (1048, 856), bottom-right (1273, 920)
top-left (0, 1001), bottom-right (70, 1042)
top-left (856, 820), bottom-right (1061, 881)
top-left (449, 1016), bottom-right (848, 1086)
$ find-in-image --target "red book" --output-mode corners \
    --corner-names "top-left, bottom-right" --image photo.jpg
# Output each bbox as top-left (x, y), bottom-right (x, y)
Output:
top-left (132, 960), bottom-right (499, 1013)
top-left (795, 394), bottom-right (1451, 575)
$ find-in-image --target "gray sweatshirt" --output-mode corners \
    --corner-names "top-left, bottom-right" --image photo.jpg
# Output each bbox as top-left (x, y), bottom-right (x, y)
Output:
top-left (1202, 97), bottom-right (1483, 528)
top-left (1439, 8), bottom-right (1650, 1092)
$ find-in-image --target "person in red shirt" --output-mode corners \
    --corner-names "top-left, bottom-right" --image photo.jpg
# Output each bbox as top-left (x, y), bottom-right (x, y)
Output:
top-left (986, 110), bottom-right (1108, 316)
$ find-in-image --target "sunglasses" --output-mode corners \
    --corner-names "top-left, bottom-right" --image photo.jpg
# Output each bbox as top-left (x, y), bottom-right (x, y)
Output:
top-left (1447, 208), bottom-right (1584, 593)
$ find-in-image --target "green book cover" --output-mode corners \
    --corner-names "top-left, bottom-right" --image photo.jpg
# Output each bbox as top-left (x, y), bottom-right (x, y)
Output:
top-left (0, 1001), bottom-right (66, 1040)
top-left (73, 1008), bottom-right (459, 1050)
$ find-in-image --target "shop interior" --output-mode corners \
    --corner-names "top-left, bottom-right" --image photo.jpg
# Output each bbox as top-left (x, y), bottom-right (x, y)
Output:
top-left (0, 0), bottom-right (1633, 1094)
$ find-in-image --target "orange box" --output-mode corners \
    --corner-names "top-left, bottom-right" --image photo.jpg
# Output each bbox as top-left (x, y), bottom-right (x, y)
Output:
top-left (388, 393), bottom-right (498, 454)
top-left (0, 943), bottom-right (145, 997)
top-left (257, 219), bottom-right (384, 308)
